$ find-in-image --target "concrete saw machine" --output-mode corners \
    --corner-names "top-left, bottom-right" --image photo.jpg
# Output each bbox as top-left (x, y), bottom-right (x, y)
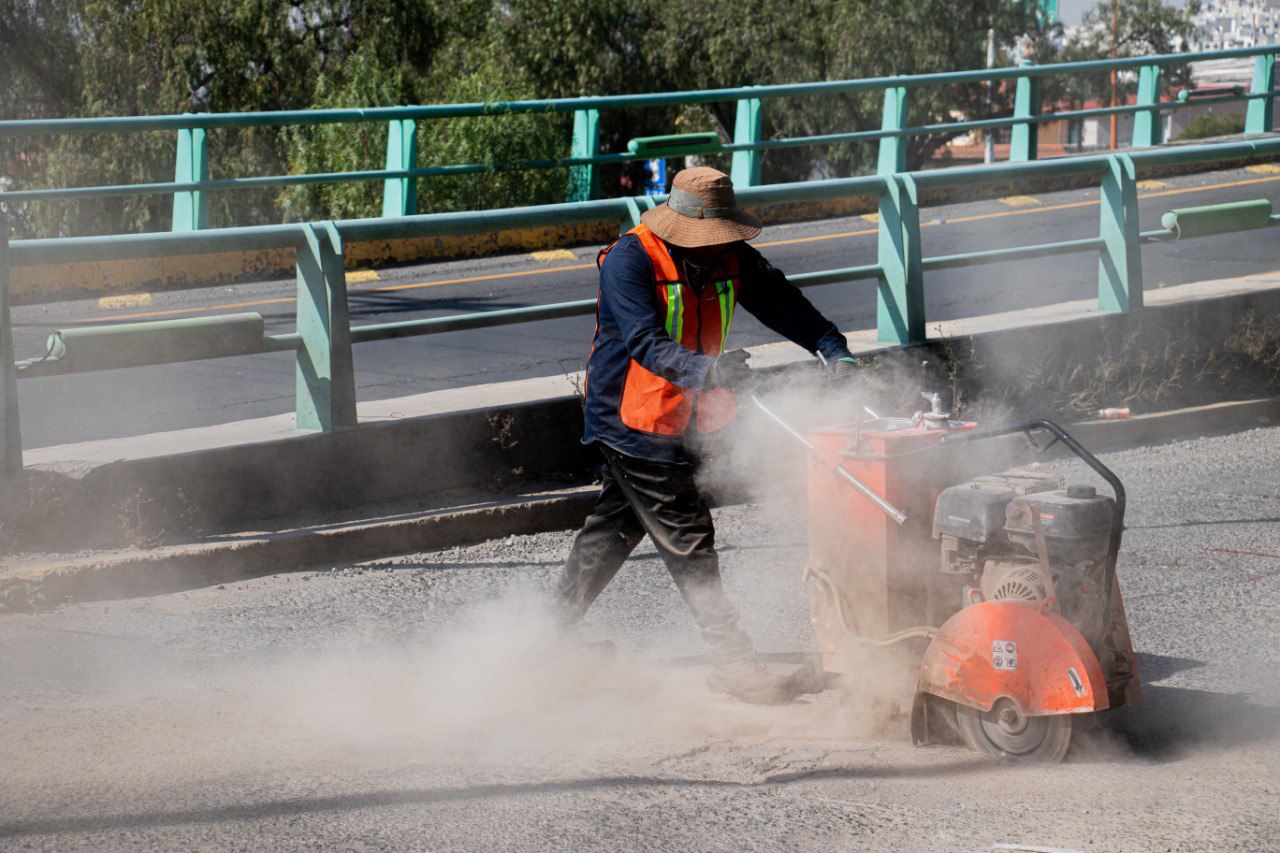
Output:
top-left (753, 393), bottom-right (1141, 761)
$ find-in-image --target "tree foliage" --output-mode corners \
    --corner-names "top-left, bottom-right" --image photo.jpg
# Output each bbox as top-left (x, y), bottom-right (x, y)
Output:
top-left (1027, 0), bottom-right (1200, 108)
top-left (1176, 110), bottom-right (1245, 140)
top-left (0, 0), bottom-right (1198, 238)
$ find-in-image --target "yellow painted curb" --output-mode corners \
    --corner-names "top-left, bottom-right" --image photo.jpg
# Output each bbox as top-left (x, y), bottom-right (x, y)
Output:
top-left (8, 199), bottom-right (867, 305)
top-left (98, 292), bottom-right (154, 309)
top-left (531, 248), bottom-right (576, 262)
top-left (13, 247), bottom-right (297, 304)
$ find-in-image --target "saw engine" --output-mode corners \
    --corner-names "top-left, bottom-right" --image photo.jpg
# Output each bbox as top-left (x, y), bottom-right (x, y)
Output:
top-left (790, 400), bottom-right (1141, 762)
top-left (935, 474), bottom-right (1116, 656)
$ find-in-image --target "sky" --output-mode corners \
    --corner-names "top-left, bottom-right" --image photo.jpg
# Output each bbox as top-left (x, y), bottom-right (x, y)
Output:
top-left (1058, 0), bottom-right (1094, 25)
top-left (1057, 0), bottom-right (1195, 26)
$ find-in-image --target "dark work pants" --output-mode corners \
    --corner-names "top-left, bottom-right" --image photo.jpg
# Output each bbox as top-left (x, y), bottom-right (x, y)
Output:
top-left (556, 444), bottom-right (755, 664)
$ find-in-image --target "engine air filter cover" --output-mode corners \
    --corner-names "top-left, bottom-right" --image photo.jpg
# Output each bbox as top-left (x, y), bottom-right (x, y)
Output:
top-left (1005, 487), bottom-right (1113, 560)
top-left (933, 483), bottom-right (1014, 543)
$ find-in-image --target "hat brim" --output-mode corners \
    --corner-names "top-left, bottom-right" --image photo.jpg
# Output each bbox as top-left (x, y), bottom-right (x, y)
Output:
top-left (639, 202), bottom-right (762, 248)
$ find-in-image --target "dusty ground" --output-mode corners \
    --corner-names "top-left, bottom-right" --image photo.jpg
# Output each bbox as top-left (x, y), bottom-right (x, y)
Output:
top-left (2, 427), bottom-right (1279, 850)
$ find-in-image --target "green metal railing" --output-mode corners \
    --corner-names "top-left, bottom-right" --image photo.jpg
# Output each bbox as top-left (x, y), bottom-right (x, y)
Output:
top-left (0, 46), bottom-right (1276, 230)
top-left (3, 134), bottom-right (1279, 474)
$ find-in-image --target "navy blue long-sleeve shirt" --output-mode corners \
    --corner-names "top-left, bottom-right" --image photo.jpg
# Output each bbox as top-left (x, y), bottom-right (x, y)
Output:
top-left (582, 234), bottom-right (852, 464)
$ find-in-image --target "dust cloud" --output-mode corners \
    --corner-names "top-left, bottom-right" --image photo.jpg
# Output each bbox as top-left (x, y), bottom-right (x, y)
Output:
top-left (1, 353), bottom-right (1159, 805)
top-left (4, 364), bottom-right (954, 801)
top-left (2, 587), bottom-right (881, 800)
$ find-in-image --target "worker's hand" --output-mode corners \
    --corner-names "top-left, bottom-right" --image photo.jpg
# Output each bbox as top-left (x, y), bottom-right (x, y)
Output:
top-left (705, 348), bottom-right (751, 389)
top-left (827, 355), bottom-right (858, 381)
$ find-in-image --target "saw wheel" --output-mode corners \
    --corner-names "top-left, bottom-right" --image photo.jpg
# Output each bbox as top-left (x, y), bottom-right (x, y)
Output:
top-left (954, 698), bottom-right (1072, 762)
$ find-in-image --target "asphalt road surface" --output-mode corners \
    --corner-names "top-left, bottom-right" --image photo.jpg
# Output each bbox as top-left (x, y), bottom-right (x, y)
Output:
top-left (12, 164), bottom-right (1280, 448)
top-left (2, 426), bottom-right (1277, 849)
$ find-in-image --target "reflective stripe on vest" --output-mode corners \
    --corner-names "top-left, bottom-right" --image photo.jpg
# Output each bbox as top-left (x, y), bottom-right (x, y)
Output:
top-left (716, 280), bottom-right (736, 354)
top-left (664, 283), bottom-right (684, 342)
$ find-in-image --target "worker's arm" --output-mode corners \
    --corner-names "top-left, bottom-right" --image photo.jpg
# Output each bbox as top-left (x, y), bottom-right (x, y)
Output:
top-left (735, 245), bottom-right (853, 360)
top-left (600, 237), bottom-right (714, 388)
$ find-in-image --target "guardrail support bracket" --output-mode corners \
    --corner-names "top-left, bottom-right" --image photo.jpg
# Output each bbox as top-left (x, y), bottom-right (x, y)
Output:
top-left (381, 118), bottom-right (418, 217)
top-left (171, 123), bottom-right (209, 231)
top-left (731, 96), bottom-right (763, 187)
top-left (1246, 53), bottom-right (1276, 134)
top-left (622, 195), bottom-right (656, 234)
top-left (0, 216), bottom-right (21, 473)
top-left (1010, 60), bottom-right (1040, 162)
top-left (876, 174), bottom-right (925, 345)
top-left (1098, 154), bottom-right (1143, 313)
top-left (296, 222), bottom-right (357, 431)
top-left (877, 87), bottom-right (909, 175)
top-left (1132, 64), bottom-right (1163, 147)
top-left (569, 108), bottom-right (601, 202)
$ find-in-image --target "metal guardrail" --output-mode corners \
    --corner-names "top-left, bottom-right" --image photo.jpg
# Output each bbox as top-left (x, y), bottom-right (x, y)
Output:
top-left (0, 46), bottom-right (1276, 230)
top-left (2, 134), bottom-right (1278, 474)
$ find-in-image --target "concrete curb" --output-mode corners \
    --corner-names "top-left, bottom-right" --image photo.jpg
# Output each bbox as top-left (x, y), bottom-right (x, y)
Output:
top-left (2, 486), bottom-right (597, 608)
top-left (3, 396), bottom-right (1277, 609)
top-left (1067, 397), bottom-right (1280, 451)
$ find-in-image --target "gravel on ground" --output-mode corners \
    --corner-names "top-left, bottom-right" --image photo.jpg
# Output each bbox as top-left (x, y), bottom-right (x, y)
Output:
top-left (2, 427), bottom-right (1278, 850)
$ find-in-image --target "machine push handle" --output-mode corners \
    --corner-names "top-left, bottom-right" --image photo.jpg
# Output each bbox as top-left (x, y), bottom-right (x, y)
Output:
top-left (749, 393), bottom-right (908, 526)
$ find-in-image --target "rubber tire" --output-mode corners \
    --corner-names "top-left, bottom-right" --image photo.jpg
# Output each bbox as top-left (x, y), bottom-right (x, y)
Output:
top-left (954, 702), bottom-right (1073, 762)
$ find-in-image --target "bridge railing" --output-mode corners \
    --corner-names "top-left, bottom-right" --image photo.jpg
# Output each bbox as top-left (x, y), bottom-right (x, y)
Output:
top-left (0, 46), bottom-right (1275, 232)
top-left (3, 134), bottom-right (1278, 473)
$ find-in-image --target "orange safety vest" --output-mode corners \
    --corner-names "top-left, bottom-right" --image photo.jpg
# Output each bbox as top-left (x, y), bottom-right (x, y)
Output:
top-left (596, 224), bottom-right (740, 437)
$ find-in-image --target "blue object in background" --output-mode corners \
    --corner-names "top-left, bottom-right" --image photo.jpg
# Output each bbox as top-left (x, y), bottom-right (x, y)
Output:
top-left (643, 158), bottom-right (667, 196)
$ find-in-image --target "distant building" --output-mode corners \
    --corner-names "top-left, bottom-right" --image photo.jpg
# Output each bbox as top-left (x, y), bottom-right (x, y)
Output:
top-left (1191, 0), bottom-right (1279, 50)
top-left (934, 7), bottom-right (1275, 164)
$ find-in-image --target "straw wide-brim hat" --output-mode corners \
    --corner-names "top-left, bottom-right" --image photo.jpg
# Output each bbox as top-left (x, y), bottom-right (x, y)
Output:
top-left (640, 166), bottom-right (762, 247)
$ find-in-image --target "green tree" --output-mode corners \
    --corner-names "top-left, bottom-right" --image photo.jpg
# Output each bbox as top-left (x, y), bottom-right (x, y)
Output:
top-left (284, 2), bottom-right (571, 219)
top-left (679, 0), bottom-right (1041, 178)
top-left (1176, 110), bottom-right (1245, 140)
top-left (1056, 0), bottom-right (1200, 104)
top-left (0, 0), bottom-right (1205, 239)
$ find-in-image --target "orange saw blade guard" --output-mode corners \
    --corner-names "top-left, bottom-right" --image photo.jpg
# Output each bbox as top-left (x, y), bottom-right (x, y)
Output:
top-left (919, 599), bottom-right (1110, 715)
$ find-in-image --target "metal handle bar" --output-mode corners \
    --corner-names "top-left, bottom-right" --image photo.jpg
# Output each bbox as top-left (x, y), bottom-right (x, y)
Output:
top-left (750, 393), bottom-right (908, 526)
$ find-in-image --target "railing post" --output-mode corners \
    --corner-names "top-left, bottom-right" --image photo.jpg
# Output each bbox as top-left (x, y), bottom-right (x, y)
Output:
top-left (1245, 53), bottom-right (1276, 134)
top-left (568, 108), bottom-right (601, 202)
top-left (1097, 154), bottom-right (1143, 313)
top-left (730, 95), bottom-right (763, 187)
top-left (876, 174), bottom-right (925, 345)
top-left (1131, 64), bottom-right (1163, 148)
top-left (877, 86), bottom-right (909, 175)
top-left (295, 222), bottom-right (357, 431)
top-left (381, 119), bottom-right (418, 217)
top-left (0, 213), bottom-right (21, 474)
top-left (622, 196), bottom-right (655, 234)
top-left (171, 122), bottom-right (209, 231)
top-left (1009, 60), bottom-right (1040, 162)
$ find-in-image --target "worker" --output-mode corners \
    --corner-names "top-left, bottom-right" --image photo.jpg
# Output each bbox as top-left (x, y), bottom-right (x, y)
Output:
top-left (555, 166), bottom-right (857, 704)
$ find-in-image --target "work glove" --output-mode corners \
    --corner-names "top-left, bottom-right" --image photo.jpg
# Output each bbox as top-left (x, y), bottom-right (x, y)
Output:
top-left (705, 348), bottom-right (751, 389)
top-left (827, 355), bottom-right (858, 381)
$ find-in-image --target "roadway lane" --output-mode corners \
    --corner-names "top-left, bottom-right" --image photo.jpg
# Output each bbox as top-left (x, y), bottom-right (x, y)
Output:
top-left (12, 164), bottom-right (1280, 448)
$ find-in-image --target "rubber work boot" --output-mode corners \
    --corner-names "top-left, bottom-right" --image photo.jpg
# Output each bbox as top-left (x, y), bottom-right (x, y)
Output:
top-left (707, 656), bottom-right (792, 705)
